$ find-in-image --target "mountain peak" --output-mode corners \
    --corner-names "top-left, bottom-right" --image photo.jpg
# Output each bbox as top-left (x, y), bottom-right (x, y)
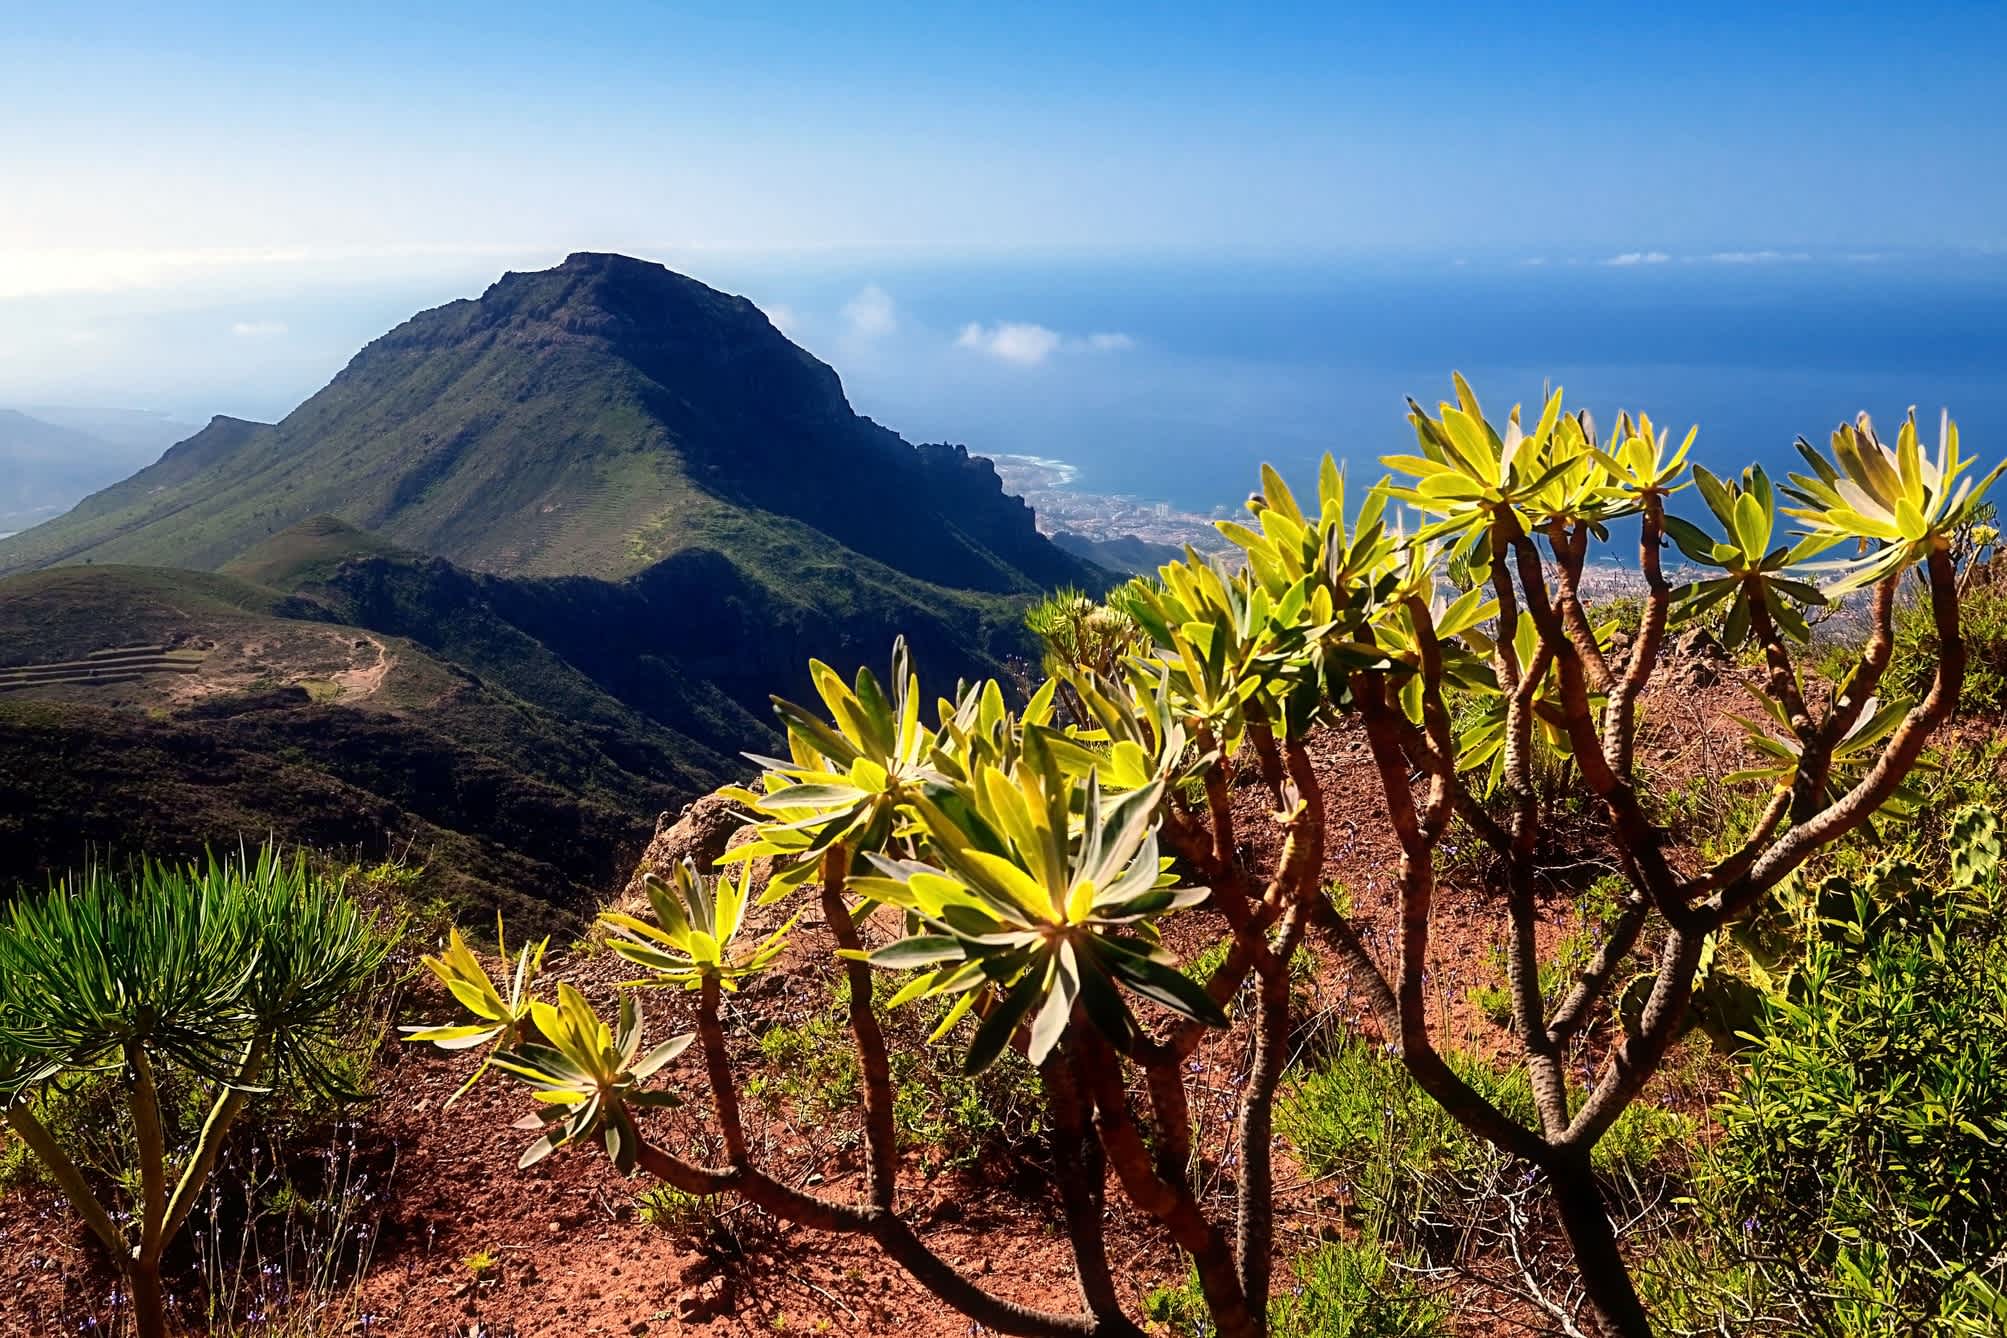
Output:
top-left (0, 255), bottom-right (1100, 594)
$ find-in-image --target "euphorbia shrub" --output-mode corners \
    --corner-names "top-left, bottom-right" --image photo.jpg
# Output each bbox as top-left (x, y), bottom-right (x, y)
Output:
top-left (413, 382), bottom-right (2001, 1338)
top-left (0, 850), bottom-right (390, 1338)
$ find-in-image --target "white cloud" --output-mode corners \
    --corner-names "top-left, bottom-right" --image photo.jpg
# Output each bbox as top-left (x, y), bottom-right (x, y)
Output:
top-left (229, 320), bottom-right (288, 337)
top-left (1602, 250), bottom-right (1671, 267)
top-left (758, 301), bottom-right (799, 335)
top-left (1703, 250), bottom-right (1811, 264)
top-left (841, 284), bottom-right (896, 339)
top-left (957, 321), bottom-right (1060, 365)
top-left (1520, 256), bottom-right (1549, 266)
top-left (956, 322), bottom-right (1137, 365)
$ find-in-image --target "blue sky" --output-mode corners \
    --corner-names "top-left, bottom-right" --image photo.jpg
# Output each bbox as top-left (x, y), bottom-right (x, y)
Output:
top-left (3, 2), bottom-right (2005, 417)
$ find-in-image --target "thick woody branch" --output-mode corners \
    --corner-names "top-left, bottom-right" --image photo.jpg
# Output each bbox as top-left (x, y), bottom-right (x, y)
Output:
top-left (1504, 524), bottom-right (1693, 926)
top-left (1573, 548), bottom-right (1964, 1150)
top-left (1544, 884), bottom-right (1649, 1044)
top-left (696, 977), bottom-right (749, 1165)
top-left (1710, 548), bottom-right (1965, 925)
top-left (1560, 927), bottom-right (1707, 1150)
top-left (1081, 1037), bottom-right (1260, 1338)
top-left (1603, 494), bottom-right (1672, 777)
top-left (1045, 1046), bottom-right (1129, 1328)
top-left (1506, 858), bottom-right (1570, 1137)
top-left (1818, 572), bottom-right (1900, 747)
top-left (1245, 716), bottom-right (1289, 805)
top-left (1546, 518), bottom-right (1614, 693)
top-left (1746, 591), bottom-right (1813, 743)
top-left (820, 847), bottom-right (899, 1209)
top-left (632, 1137), bottom-right (1109, 1336)
top-left (1237, 895), bottom-right (1310, 1309)
top-left (1690, 784), bottom-right (1792, 898)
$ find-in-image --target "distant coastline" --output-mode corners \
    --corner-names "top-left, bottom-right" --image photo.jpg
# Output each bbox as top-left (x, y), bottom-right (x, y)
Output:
top-left (993, 453), bottom-right (1231, 553)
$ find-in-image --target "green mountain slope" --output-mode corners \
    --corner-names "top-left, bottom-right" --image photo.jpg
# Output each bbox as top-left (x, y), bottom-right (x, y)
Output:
top-left (0, 522), bottom-right (1039, 926)
top-left (0, 253), bottom-right (1101, 596)
top-left (0, 256), bottom-right (1103, 921)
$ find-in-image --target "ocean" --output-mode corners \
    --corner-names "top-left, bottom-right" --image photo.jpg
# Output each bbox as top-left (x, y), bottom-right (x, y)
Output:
top-left (21, 250), bottom-right (2003, 558)
top-left (737, 252), bottom-right (2007, 548)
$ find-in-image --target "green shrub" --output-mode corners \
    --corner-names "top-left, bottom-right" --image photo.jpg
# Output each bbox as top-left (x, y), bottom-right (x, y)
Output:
top-left (1660, 802), bottom-right (2007, 1335)
top-left (1147, 1238), bottom-right (1451, 1338)
top-left (636, 1183), bottom-right (726, 1236)
top-left (0, 849), bottom-right (393, 1338)
top-left (748, 975), bottom-right (1045, 1174)
top-left (1892, 576), bottom-right (2007, 713)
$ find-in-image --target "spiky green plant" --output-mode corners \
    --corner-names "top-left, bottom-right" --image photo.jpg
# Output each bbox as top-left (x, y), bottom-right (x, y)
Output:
top-left (0, 849), bottom-right (390, 1338)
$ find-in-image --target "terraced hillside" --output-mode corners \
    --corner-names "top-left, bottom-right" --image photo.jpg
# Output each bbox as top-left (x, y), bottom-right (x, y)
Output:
top-left (0, 563), bottom-right (744, 929)
top-left (0, 644), bottom-right (207, 694)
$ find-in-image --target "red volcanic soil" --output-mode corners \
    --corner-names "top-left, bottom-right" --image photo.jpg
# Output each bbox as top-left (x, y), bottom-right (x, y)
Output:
top-left (0, 656), bottom-right (1841, 1337)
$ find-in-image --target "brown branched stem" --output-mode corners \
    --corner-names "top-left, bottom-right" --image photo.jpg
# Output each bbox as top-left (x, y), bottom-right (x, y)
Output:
top-left (1400, 594), bottom-right (1461, 840)
top-left (1603, 494), bottom-right (1672, 778)
top-left (819, 846), bottom-right (898, 1209)
top-left (676, 979), bottom-right (1115, 1336)
top-left (1246, 717), bottom-right (1288, 804)
top-left (1746, 589), bottom-right (1814, 744)
top-left (1192, 723), bottom-right (1273, 976)
top-left (631, 1135), bottom-right (1113, 1336)
top-left (1785, 571), bottom-right (1903, 822)
top-left (1045, 1044), bottom-right (1130, 1329)
top-left (1081, 1034), bottom-right (1261, 1338)
top-left (1482, 538), bottom-right (1572, 1130)
top-left (1693, 784), bottom-right (1792, 897)
top-left (1507, 856), bottom-right (1570, 1137)
top-left (1821, 573), bottom-right (1900, 744)
top-left (1505, 523), bottom-right (1692, 923)
top-left (1140, 1049), bottom-right (1194, 1183)
top-left (1259, 740), bottom-right (1324, 916)
top-left (1237, 895), bottom-right (1309, 1311)
top-left (1348, 671), bottom-right (1547, 1164)
top-left (1544, 884), bottom-right (1648, 1045)
top-left (1706, 547), bottom-right (1965, 923)
top-left (1546, 518), bottom-right (1614, 692)
top-left (1566, 552), bottom-right (1965, 1161)
top-left (1547, 1152), bottom-right (1654, 1338)
top-left (696, 976), bottom-right (749, 1165)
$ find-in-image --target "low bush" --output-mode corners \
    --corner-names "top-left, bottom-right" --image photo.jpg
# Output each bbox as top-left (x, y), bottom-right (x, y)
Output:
top-left (1653, 801), bottom-right (2007, 1335)
top-left (1893, 576), bottom-right (2007, 714)
top-left (1147, 1237), bottom-right (1451, 1338)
